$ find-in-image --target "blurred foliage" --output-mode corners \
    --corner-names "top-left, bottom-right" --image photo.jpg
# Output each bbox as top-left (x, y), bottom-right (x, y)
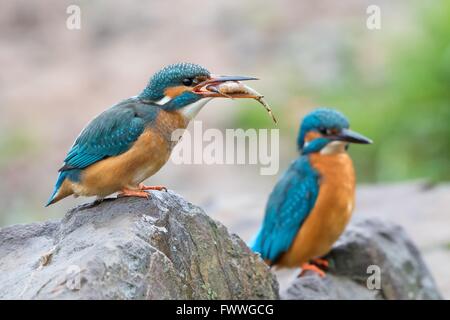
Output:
top-left (236, 1), bottom-right (450, 182)
top-left (234, 100), bottom-right (280, 130)
top-left (0, 129), bottom-right (36, 168)
top-left (337, 1), bottom-right (450, 182)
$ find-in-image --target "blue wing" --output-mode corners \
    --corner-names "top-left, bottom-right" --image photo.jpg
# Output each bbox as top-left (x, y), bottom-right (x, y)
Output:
top-left (250, 156), bottom-right (319, 262)
top-left (60, 98), bottom-right (159, 172)
top-left (46, 98), bottom-right (159, 206)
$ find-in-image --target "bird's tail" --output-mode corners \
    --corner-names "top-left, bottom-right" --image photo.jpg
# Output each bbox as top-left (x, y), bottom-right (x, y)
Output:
top-left (248, 228), bottom-right (263, 253)
top-left (248, 229), bottom-right (274, 266)
top-left (45, 171), bottom-right (71, 207)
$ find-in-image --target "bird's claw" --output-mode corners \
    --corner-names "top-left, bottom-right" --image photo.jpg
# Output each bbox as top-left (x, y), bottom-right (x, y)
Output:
top-left (117, 189), bottom-right (150, 199)
top-left (311, 258), bottom-right (329, 269)
top-left (138, 184), bottom-right (168, 192)
top-left (299, 263), bottom-right (326, 278)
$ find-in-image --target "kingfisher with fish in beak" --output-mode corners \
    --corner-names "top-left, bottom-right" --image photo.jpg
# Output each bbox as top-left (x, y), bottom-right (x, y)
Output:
top-left (46, 63), bottom-right (275, 206)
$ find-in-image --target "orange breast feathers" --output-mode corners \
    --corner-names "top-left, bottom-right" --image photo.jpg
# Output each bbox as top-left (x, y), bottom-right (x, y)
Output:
top-left (68, 110), bottom-right (188, 198)
top-left (278, 152), bottom-right (356, 267)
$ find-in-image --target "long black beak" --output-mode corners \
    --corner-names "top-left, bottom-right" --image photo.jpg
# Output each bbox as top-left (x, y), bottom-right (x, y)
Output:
top-left (332, 128), bottom-right (373, 144)
top-left (193, 75), bottom-right (258, 91)
top-left (209, 75), bottom-right (258, 82)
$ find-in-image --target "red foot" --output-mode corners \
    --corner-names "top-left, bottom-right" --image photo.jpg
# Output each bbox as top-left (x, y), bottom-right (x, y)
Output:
top-left (311, 258), bottom-right (329, 268)
top-left (117, 189), bottom-right (149, 199)
top-left (138, 184), bottom-right (167, 192)
top-left (299, 263), bottom-right (326, 278)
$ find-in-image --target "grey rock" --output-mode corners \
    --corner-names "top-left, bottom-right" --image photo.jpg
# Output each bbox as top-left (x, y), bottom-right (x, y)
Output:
top-left (282, 218), bottom-right (442, 300)
top-left (0, 191), bottom-right (278, 300)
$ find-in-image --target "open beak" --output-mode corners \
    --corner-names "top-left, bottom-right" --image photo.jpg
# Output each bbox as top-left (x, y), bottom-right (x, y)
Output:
top-left (330, 128), bottom-right (373, 144)
top-left (193, 74), bottom-right (259, 98)
top-left (192, 74), bottom-right (278, 124)
top-left (200, 75), bottom-right (259, 84)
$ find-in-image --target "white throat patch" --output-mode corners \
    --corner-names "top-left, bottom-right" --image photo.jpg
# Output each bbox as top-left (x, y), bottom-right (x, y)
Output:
top-left (179, 98), bottom-right (213, 120)
top-left (155, 95), bottom-right (172, 106)
top-left (320, 141), bottom-right (348, 155)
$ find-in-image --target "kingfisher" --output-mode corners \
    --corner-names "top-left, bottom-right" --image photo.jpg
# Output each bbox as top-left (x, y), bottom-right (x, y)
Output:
top-left (250, 108), bottom-right (372, 277)
top-left (46, 63), bottom-right (261, 206)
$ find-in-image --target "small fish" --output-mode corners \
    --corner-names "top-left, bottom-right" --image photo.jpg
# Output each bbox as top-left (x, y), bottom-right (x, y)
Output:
top-left (206, 81), bottom-right (277, 124)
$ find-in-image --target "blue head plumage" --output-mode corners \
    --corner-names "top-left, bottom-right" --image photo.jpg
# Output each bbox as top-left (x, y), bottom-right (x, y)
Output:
top-left (297, 108), bottom-right (349, 149)
top-left (137, 63), bottom-right (261, 113)
top-left (139, 63), bottom-right (210, 102)
top-left (297, 108), bottom-right (371, 154)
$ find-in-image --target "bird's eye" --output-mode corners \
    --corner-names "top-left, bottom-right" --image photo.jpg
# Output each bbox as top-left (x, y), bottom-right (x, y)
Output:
top-left (319, 127), bottom-right (334, 135)
top-left (182, 78), bottom-right (193, 86)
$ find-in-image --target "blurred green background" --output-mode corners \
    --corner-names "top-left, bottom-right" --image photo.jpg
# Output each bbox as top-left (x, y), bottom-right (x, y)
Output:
top-left (0, 0), bottom-right (448, 220)
top-left (0, 0), bottom-right (449, 297)
top-left (235, 1), bottom-right (450, 183)
top-left (0, 0), bottom-right (448, 223)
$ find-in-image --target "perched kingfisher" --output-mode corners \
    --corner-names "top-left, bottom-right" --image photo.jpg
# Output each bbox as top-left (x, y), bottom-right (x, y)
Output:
top-left (250, 108), bottom-right (372, 277)
top-left (46, 63), bottom-right (261, 206)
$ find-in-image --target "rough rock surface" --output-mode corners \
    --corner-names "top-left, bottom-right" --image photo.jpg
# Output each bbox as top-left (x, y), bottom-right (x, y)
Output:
top-left (282, 218), bottom-right (442, 300)
top-left (0, 191), bottom-right (278, 299)
top-left (0, 191), bottom-right (442, 300)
